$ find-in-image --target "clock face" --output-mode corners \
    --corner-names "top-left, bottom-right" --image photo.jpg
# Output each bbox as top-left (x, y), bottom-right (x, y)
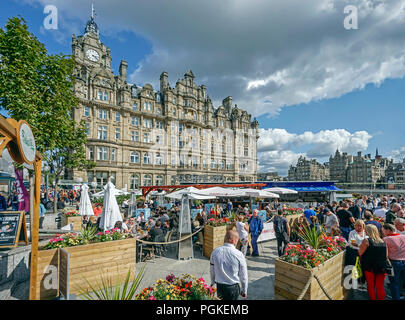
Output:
top-left (86, 49), bottom-right (100, 62)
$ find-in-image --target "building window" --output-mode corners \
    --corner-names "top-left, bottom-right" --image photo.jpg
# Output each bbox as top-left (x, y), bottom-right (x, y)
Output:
top-left (130, 174), bottom-right (139, 190)
top-left (143, 153), bottom-right (151, 164)
top-left (179, 123), bottom-right (183, 134)
top-left (97, 125), bottom-right (107, 140)
top-left (171, 136), bottom-right (176, 147)
top-left (156, 120), bottom-right (163, 129)
top-left (156, 135), bottom-right (161, 144)
top-left (135, 131), bottom-right (139, 142)
top-left (219, 160), bottom-right (224, 169)
top-left (104, 91), bottom-right (108, 101)
top-left (143, 118), bottom-right (152, 128)
top-left (97, 147), bottom-right (108, 161)
top-left (156, 175), bottom-right (164, 186)
top-left (157, 107), bottom-right (162, 115)
top-left (155, 154), bottom-right (163, 165)
top-left (84, 123), bottom-right (90, 136)
top-left (98, 109), bottom-right (108, 120)
top-left (156, 94), bottom-right (161, 102)
top-left (244, 148), bottom-right (248, 157)
top-left (133, 102), bottom-right (138, 111)
top-left (211, 159), bottom-right (216, 169)
top-left (143, 133), bottom-right (150, 143)
top-left (131, 116), bottom-right (139, 126)
top-left (115, 128), bottom-right (120, 140)
top-left (130, 152), bottom-right (139, 163)
top-left (148, 102), bottom-right (152, 111)
top-left (173, 108), bottom-right (177, 116)
top-left (84, 87), bottom-right (88, 99)
top-left (115, 112), bottom-right (121, 122)
top-left (143, 174), bottom-right (152, 186)
top-left (194, 113), bottom-right (197, 121)
top-left (173, 97), bottom-right (177, 104)
top-left (88, 146), bottom-right (94, 160)
top-left (171, 154), bottom-right (176, 167)
top-left (84, 106), bottom-right (90, 117)
top-left (182, 110), bottom-right (185, 119)
top-left (111, 149), bottom-right (116, 162)
top-left (98, 90), bottom-right (103, 100)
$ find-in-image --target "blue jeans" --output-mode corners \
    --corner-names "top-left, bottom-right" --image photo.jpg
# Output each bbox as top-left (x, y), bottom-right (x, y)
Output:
top-left (389, 260), bottom-right (405, 300)
top-left (251, 234), bottom-right (259, 255)
top-left (340, 226), bottom-right (352, 241)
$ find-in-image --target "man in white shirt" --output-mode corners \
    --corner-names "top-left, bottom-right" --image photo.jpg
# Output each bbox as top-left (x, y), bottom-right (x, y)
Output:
top-left (374, 202), bottom-right (388, 218)
top-left (324, 208), bottom-right (339, 234)
top-left (210, 230), bottom-right (248, 300)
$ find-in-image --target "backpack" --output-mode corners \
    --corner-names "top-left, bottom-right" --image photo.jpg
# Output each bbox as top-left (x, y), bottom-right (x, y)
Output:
top-left (274, 216), bottom-right (286, 234)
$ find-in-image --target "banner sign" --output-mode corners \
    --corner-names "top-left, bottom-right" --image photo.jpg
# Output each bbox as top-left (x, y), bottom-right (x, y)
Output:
top-left (191, 209), bottom-right (203, 219)
top-left (257, 222), bottom-right (276, 242)
top-left (204, 203), bottom-right (215, 213)
top-left (135, 208), bottom-right (151, 220)
top-left (14, 167), bottom-right (30, 213)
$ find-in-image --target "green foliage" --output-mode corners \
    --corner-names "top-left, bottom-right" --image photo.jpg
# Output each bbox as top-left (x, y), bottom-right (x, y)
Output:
top-left (77, 225), bottom-right (98, 245)
top-left (0, 16), bottom-right (96, 212)
top-left (77, 264), bottom-right (146, 300)
top-left (298, 225), bottom-right (324, 250)
top-left (116, 194), bottom-right (130, 205)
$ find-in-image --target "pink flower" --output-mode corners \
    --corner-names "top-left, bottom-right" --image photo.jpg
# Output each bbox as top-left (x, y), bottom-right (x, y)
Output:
top-left (148, 296), bottom-right (156, 300)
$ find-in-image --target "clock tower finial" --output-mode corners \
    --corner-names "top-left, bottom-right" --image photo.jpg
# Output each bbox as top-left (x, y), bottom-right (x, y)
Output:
top-left (91, 3), bottom-right (95, 20)
top-left (84, 4), bottom-right (99, 37)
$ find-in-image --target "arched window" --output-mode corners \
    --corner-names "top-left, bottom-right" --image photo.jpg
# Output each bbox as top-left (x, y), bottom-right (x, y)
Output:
top-left (156, 175), bottom-right (164, 186)
top-left (130, 152), bottom-right (139, 163)
top-left (143, 174), bottom-right (152, 186)
top-left (129, 174), bottom-right (139, 190)
top-left (143, 152), bottom-right (151, 164)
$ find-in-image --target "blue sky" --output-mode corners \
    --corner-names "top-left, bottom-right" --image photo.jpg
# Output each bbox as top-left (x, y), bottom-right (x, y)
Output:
top-left (1, 0), bottom-right (405, 175)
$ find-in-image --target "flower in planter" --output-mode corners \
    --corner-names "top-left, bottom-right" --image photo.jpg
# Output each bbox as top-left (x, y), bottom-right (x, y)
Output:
top-left (63, 210), bottom-right (80, 217)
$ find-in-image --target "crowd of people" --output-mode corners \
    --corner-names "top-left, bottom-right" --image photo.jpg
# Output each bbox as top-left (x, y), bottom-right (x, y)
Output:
top-left (272, 194), bottom-right (405, 300)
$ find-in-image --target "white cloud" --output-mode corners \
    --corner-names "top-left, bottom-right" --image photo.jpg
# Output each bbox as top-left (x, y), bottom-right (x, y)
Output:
top-left (23, 0), bottom-right (405, 117)
top-left (257, 128), bottom-right (373, 174)
top-left (390, 146), bottom-right (405, 162)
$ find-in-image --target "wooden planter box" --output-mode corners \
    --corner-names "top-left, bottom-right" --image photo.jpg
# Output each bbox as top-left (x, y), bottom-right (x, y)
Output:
top-left (32, 238), bottom-right (137, 299)
top-left (203, 225), bottom-right (227, 259)
top-left (61, 215), bottom-right (83, 231)
top-left (274, 250), bottom-right (346, 300)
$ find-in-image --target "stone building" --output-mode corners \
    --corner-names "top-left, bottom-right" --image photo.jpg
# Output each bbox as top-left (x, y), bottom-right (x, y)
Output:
top-left (329, 149), bottom-right (353, 182)
top-left (346, 151), bottom-right (389, 184)
top-left (257, 172), bottom-right (283, 181)
top-left (385, 158), bottom-right (405, 189)
top-left (68, 14), bottom-right (258, 189)
top-left (287, 156), bottom-right (330, 181)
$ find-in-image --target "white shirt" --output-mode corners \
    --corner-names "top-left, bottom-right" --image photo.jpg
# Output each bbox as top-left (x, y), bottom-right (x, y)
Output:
top-left (236, 221), bottom-right (249, 240)
top-left (374, 208), bottom-right (387, 218)
top-left (348, 230), bottom-right (368, 250)
top-left (122, 223), bottom-right (128, 231)
top-left (210, 243), bottom-right (248, 294)
top-left (325, 213), bottom-right (339, 233)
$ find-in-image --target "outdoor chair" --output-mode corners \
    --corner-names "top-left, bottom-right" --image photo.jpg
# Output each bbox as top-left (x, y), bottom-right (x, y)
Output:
top-left (194, 231), bottom-right (204, 256)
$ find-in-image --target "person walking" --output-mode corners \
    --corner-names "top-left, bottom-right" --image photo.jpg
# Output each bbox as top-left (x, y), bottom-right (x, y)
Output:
top-left (336, 202), bottom-right (355, 241)
top-left (273, 210), bottom-right (290, 257)
top-left (210, 230), bottom-right (248, 300)
top-left (358, 224), bottom-right (388, 300)
top-left (235, 215), bottom-right (249, 256)
top-left (382, 223), bottom-right (405, 300)
top-left (248, 209), bottom-right (263, 257)
top-left (39, 202), bottom-right (46, 229)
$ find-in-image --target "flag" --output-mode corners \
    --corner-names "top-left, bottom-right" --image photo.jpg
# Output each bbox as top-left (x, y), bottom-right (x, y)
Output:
top-left (14, 166), bottom-right (30, 213)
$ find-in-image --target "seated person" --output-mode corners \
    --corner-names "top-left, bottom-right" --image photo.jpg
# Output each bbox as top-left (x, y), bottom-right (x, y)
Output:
top-left (113, 221), bottom-right (124, 233)
top-left (122, 218), bottom-right (130, 233)
top-left (147, 220), bottom-right (164, 242)
top-left (136, 212), bottom-right (146, 224)
top-left (145, 217), bottom-right (156, 230)
top-left (82, 215), bottom-right (89, 225)
top-left (309, 216), bottom-right (322, 233)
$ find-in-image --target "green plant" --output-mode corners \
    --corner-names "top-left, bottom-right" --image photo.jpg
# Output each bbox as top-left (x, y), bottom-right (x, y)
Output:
top-left (77, 263), bottom-right (146, 300)
top-left (116, 194), bottom-right (130, 206)
top-left (78, 225), bottom-right (98, 245)
top-left (298, 225), bottom-right (324, 249)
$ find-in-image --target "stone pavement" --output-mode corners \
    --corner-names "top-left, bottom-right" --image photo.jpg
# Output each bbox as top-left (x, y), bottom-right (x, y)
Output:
top-left (134, 239), bottom-right (277, 300)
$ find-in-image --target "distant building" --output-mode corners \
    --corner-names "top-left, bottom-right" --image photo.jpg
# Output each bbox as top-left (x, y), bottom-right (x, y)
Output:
top-left (386, 158), bottom-right (405, 189)
top-left (257, 172), bottom-right (283, 181)
top-left (346, 151), bottom-right (389, 184)
top-left (288, 156), bottom-right (330, 181)
top-left (329, 150), bottom-right (353, 182)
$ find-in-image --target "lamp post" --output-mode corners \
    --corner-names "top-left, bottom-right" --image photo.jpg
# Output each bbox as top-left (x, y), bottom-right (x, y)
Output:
top-left (44, 165), bottom-right (50, 202)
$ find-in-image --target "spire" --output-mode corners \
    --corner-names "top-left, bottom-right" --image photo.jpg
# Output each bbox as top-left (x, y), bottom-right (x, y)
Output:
top-left (85, 4), bottom-right (99, 37)
top-left (376, 147), bottom-right (379, 158)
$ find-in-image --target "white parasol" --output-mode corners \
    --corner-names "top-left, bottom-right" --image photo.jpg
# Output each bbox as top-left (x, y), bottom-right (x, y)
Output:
top-left (239, 188), bottom-right (280, 198)
top-left (264, 187), bottom-right (298, 194)
top-left (166, 187), bottom-right (216, 200)
top-left (99, 182), bottom-right (123, 231)
top-left (78, 184), bottom-right (94, 216)
top-left (195, 186), bottom-right (246, 197)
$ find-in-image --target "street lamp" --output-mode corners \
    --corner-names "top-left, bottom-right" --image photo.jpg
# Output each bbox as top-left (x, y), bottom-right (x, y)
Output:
top-left (44, 165), bottom-right (50, 202)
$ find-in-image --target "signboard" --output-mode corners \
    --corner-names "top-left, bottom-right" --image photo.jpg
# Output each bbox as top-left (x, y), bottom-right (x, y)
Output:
top-left (257, 222), bottom-right (276, 242)
top-left (258, 210), bottom-right (267, 222)
top-left (387, 176), bottom-right (395, 190)
top-left (204, 203), bottom-right (215, 214)
top-left (135, 208), bottom-right (151, 220)
top-left (191, 209), bottom-right (203, 219)
top-left (0, 211), bottom-right (28, 248)
top-left (16, 121), bottom-right (36, 165)
top-left (163, 203), bottom-right (173, 210)
top-left (59, 248), bottom-right (70, 299)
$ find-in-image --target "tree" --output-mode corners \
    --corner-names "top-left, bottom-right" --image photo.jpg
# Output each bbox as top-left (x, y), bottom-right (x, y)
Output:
top-left (0, 17), bottom-right (95, 211)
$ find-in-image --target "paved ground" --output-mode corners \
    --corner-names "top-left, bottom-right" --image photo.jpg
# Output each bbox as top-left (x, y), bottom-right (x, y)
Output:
top-left (134, 239), bottom-right (277, 300)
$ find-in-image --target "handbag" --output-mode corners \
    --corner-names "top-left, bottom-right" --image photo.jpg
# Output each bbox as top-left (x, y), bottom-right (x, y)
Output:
top-left (385, 259), bottom-right (394, 277)
top-left (352, 256), bottom-right (363, 280)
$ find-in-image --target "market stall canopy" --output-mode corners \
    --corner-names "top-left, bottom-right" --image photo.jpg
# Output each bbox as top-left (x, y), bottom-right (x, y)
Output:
top-left (166, 187), bottom-right (216, 200)
top-left (99, 182), bottom-right (123, 231)
top-left (78, 184), bottom-right (94, 216)
top-left (195, 186), bottom-right (246, 197)
top-left (239, 188), bottom-right (280, 198)
top-left (263, 187), bottom-right (298, 194)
